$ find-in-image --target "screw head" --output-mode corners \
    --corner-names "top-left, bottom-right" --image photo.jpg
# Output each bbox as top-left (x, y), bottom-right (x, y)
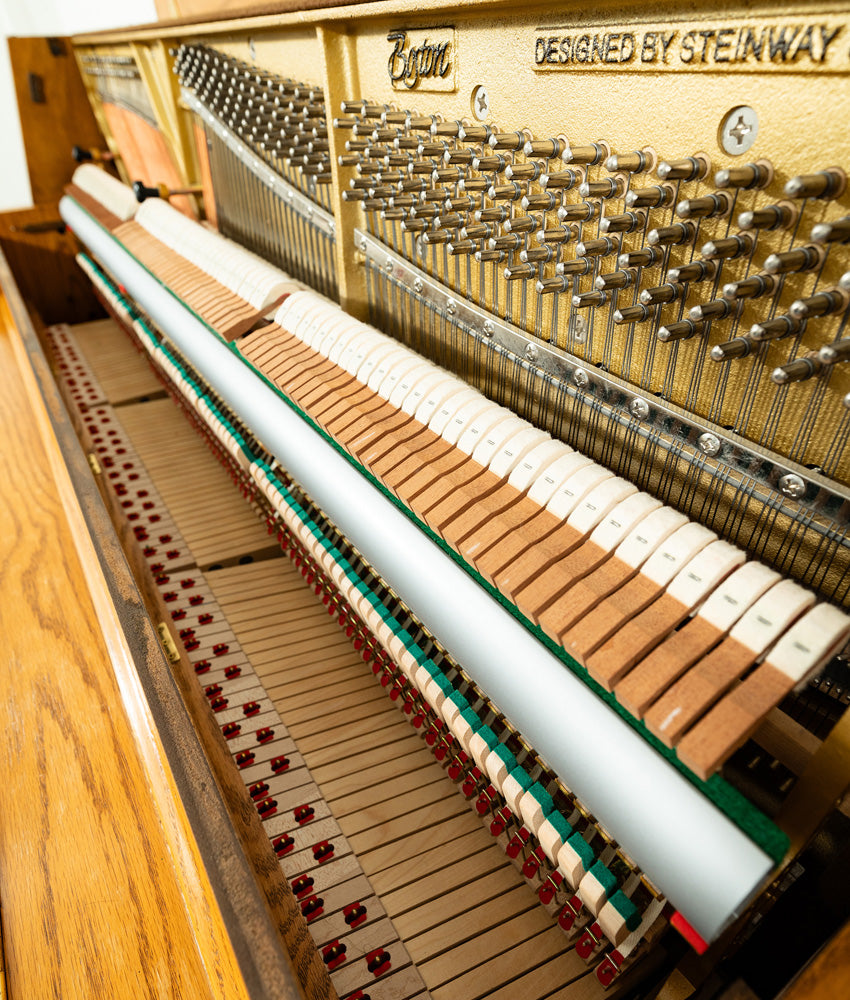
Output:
top-left (359, 236), bottom-right (368, 251)
top-left (482, 319), bottom-right (494, 337)
top-left (629, 398), bottom-right (650, 420)
top-left (719, 106), bottom-right (759, 156)
top-left (385, 256), bottom-right (393, 273)
top-left (471, 85), bottom-right (490, 122)
top-left (573, 315), bottom-right (587, 343)
top-left (698, 432), bottom-right (721, 457)
top-left (779, 473), bottom-right (806, 499)
top-left (573, 368), bottom-right (589, 389)
top-left (446, 298), bottom-right (457, 316)
top-left (524, 343), bottom-right (538, 362)
top-left (413, 277), bottom-right (423, 294)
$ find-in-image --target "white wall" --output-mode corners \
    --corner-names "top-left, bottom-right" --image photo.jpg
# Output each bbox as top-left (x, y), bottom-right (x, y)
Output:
top-left (0, 0), bottom-right (157, 211)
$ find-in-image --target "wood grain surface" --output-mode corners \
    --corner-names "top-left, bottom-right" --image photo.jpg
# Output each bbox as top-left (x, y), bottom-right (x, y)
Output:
top-left (0, 291), bottom-right (253, 998)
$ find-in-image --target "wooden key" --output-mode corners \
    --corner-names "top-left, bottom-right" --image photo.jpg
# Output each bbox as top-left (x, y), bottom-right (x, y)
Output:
top-left (643, 579), bottom-right (815, 746)
top-left (676, 603), bottom-right (850, 779)
top-left (554, 511), bottom-right (694, 659)
top-left (511, 477), bottom-right (639, 621)
top-left (616, 562), bottom-right (780, 719)
top-left (586, 540), bottom-right (745, 691)
top-left (533, 493), bottom-right (661, 638)
top-left (490, 464), bottom-right (615, 600)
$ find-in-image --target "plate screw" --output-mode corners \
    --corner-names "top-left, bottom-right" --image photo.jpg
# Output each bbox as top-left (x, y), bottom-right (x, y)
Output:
top-left (471, 85), bottom-right (490, 121)
top-left (483, 319), bottom-right (494, 337)
top-left (525, 343), bottom-right (538, 362)
top-left (385, 256), bottom-right (393, 273)
top-left (413, 277), bottom-right (423, 293)
top-left (698, 432), bottom-right (721, 457)
top-left (574, 368), bottom-right (589, 388)
top-left (720, 106), bottom-right (759, 155)
top-left (359, 236), bottom-right (368, 251)
top-left (629, 398), bottom-right (650, 420)
top-left (446, 298), bottom-right (457, 316)
top-left (779, 473), bottom-right (806, 499)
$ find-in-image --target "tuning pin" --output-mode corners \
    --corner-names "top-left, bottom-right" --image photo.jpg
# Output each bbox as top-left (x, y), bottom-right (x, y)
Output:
top-left (132, 180), bottom-right (202, 202)
top-left (771, 353), bottom-right (824, 384)
top-left (722, 273), bottom-right (777, 301)
top-left (475, 248), bottom-right (506, 262)
top-left (667, 260), bottom-right (717, 284)
top-left (614, 304), bottom-right (652, 324)
top-left (556, 259), bottom-right (593, 276)
top-left (763, 245), bottom-right (823, 275)
top-left (489, 233), bottom-right (523, 252)
top-left (522, 192), bottom-right (560, 212)
top-left (738, 203), bottom-right (797, 231)
top-left (701, 234), bottom-right (755, 260)
top-left (819, 339), bottom-right (850, 364)
top-left (472, 154), bottom-right (508, 172)
top-left (605, 150), bottom-right (654, 174)
top-left (656, 319), bottom-right (704, 342)
top-left (579, 178), bottom-right (624, 200)
top-left (599, 212), bottom-right (644, 234)
top-left (657, 155), bottom-right (710, 182)
top-left (521, 245), bottom-right (563, 264)
top-left (689, 298), bottom-right (740, 322)
top-left (639, 283), bottom-right (686, 306)
top-left (431, 119), bottom-right (462, 137)
top-left (811, 217), bottom-right (850, 244)
top-left (488, 183), bottom-right (523, 201)
top-left (444, 149), bottom-right (475, 165)
top-left (422, 230), bottom-right (451, 245)
top-left (676, 192), bottom-right (733, 220)
top-left (595, 269), bottom-right (637, 291)
top-left (711, 336), bottom-right (755, 361)
top-left (625, 185), bottom-right (675, 209)
top-left (458, 123), bottom-right (492, 142)
top-left (784, 168), bottom-right (845, 200)
top-left (572, 290), bottom-right (609, 308)
top-left (536, 225), bottom-right (576, 245)
top-left (505, 263), bottom-right (536, 281)
top-left (618, 247), bottom-right (664, 269)
top-left (563, 142), bottom-right (608, 165)
top-left (537, 276), bottom-right (570, 295)
top-left (524, 137), bottom-right (567, 158)
top-left (749, 315), bottom-right (804, 342)
top-left (489, 131), bottom-right (528, 151)
top-left (714, 161), bottom-right (773, 190)
top-left (789, 289), bottom-right (848, 320)
top-left (506, 163), bottom-right (544, 182)
top-left (647, 222), bottom-right (695, 246)
top-left (558, 203), bottom-right (599, 223)
top-left (577, 237), bottom-right (620, 258)
top-left (541, 169), bottom-right (582, 190)
top-left (503, 216), bottom-right (540, 234)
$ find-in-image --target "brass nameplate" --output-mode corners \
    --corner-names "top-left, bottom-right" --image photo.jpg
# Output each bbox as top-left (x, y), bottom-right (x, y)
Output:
top-left (387, 28), bottom-right (456, 91)
top-left (533, 16), bottom-right (846, 72)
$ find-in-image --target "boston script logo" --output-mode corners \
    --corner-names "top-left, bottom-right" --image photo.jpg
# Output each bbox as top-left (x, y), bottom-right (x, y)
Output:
top-left (387, 29), bottom-right (453, 89)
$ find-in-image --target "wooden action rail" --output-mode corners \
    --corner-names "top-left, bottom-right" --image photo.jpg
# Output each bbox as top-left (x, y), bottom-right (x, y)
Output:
top-left (50, 315), bottom-right (630, 1000)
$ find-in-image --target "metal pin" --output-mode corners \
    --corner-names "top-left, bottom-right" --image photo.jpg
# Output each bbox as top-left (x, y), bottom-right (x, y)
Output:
top-left (749, 315), bottom-right (803, 342)
top-left (573, 290), bottom-right (609, 308)
top-left (614, 304), bottom-right (652, 324)
top-left (789, 289), bottom-right (848, 319)
top-left (506, 162), bottom-right (543, 181)
top-left (701, 234), bottom-right (754, 260)
top-left (505, 263), bottom-right (536, 281)
top-left (618, 247), bottom-right (664, 268)
top-left (447, 195), bottom-right (478, 212)
top-left (811, 217), bottom-right (850, 244)
top-left (444, 149), bottom-right (475, 165)
top-left (475, 248), bottom-right (505, 262)
top-left (412, 204), bottom-right (440, 219)
top-left (595, 269), bottom-right (636, 290)
top-left (448, 239), bottom-right (476, 255)
top-left (537, 275), bottom-right (569, 294)
top-left (558, 203), bottom-right (598, 223)
top-left (640, 283), bottom-right (685, 305)
top-left (784, 168), bottom-right (845, 200)
top-left (488, 183), bottom-right (522, 201)
top-left (477, 206), bottom-right (509, 223)
top-left (714, 161), bottom-right (773, 189)
top-left (489, 131), bottom-right (527, 150)
top-left (577, 237), bottom-right (620, 257)
top-left (771, 354), bottom-right (823, 384)
top-left (523, 137), bottom-right (566, 158)
top-left (434, 166), bottom-right (464, 183)
top-left (541, 169), bottom-right (581, 190)
top-left (504, 216), bottom-right (539, 234)
top-left (599, 212), bottom-right (644, 234)
top-left (432, 120), bottom-right (462, 137)
top-left (605, 150), bottom-right (652, 173)
top-left (460, 178), bottom-right (489, 192)
top-left (556, 259), bottom-right (593, 276)
top-left (459, 124), bottom-right (491, 142)
top-left (382, 111), bottom-right (408, 125)
top-left (711, 337), bottom-right (754, 361)
top-left (537, 225), bottom-right (574, 245)
top-left (657, 156), bottom-right (709, 182)
top-left (737, 203), bottom-right (796, 231)
top-left (521, 245), bottom-right (560, 264)
top-left (763, 245), bottom-right (823, 275)
top-left (422, 229), bottom-right (451, 244)
top-left (676, 192), bottom-right (732, 220)
top-left (461, 222), bottom-right (493, 240)
top-left (563, 142), bottom-right (607, 165)
top-left (688, 298), bottom-right (736, 321)
top-left (579, 178), bottom-right (623, 199)
top-left (647, 222), bottom-right (695, 246)
top-left (472, 154), bottom-right (507, 171)
top-left (722, 273), bottom-right (776, 300)
top-left (489, 233), bottom-right (523, 251)
top-left (819, 339), bottom-right (850, 364)
top-left (668, 260), bottom-right (717, 284)
top-left (407, 115), bottom-right (435, 131)
top-left (434, 212), bottom-right (464, 231)
top-left (522, 192), bottom-right (559, 211)
top-left (657, 319), bottom-right (703, 342)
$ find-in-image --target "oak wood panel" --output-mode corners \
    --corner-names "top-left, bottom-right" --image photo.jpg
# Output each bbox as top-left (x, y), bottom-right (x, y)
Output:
top-left (0, 294), bottom-right (251, 998)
